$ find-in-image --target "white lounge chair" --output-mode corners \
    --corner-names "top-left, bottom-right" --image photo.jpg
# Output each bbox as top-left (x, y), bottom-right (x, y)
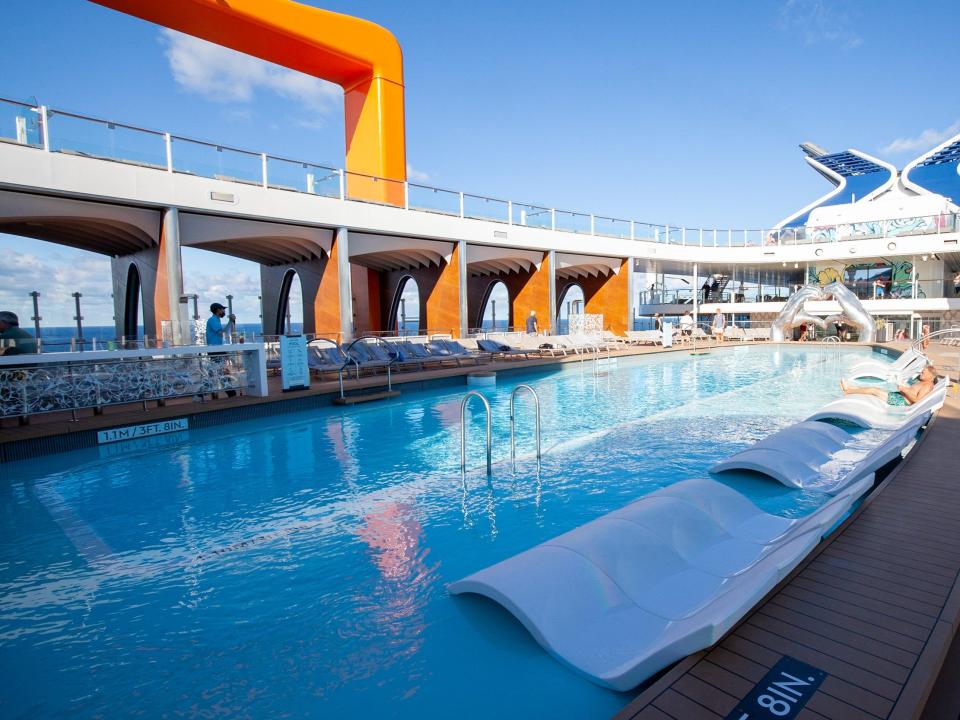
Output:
top-left (806, 376), bottom-right (948, 430)
top-left (846, 347), bottom-right (926, 383)
top-left (449, 472), bottom-right (877, 691)
top-left (711, 414), bottom-right (925, 492)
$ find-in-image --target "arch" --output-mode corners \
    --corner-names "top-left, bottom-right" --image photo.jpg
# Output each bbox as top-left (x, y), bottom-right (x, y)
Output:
top-left (94, 0), bottom-right (406, 204)
top-left (122, 262), bottom-right (142, 343)
top-left (557, 283), bottom-right (585, 334)
top-left (477, 280), bottom-right (509, 331)
top-left (387, 275), bottom-right (421, 335)
top-left (276, 268), bottom-right (305, 335)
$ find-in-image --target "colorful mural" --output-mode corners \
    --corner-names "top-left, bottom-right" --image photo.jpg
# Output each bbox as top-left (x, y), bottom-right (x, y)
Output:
top-left (807, 261), bottom-right (921, 298)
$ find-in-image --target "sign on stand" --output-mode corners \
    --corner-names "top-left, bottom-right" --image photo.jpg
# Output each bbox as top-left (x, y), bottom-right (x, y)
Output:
top-left (280, 335), bottom-right (310, 391)
top-left (662, 322), bottom-right (673, 347)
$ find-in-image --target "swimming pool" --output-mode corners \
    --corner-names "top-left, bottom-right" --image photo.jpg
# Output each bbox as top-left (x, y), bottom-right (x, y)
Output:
top-left (0, 345), bottom-right (892, 718)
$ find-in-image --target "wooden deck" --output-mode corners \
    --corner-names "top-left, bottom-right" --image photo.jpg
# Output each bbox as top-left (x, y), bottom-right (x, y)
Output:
top-left (615, 395), bottom-right (960, 720)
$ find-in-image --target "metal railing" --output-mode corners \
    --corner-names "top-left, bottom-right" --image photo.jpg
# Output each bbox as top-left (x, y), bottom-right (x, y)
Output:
top-left (3, 96), bottom-right (958, 249)
top-left (509, 384), bottom-right (541, 463)
top-left (461, 390), bottom-right (492, 475)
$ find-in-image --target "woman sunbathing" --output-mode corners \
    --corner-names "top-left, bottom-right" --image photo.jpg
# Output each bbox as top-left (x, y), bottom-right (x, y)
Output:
top-left (840, 364), bottom-right (937, 406)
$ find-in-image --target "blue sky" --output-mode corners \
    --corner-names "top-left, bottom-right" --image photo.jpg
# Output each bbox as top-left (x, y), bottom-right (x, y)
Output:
top-left (1, 0), bottom-right (958, 326)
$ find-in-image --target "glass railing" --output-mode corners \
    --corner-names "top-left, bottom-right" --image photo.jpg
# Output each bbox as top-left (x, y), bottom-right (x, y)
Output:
top-left (6, 99), bottom-right (960, 251)
top-left (171, 136), bottom-right (262, 184)
top-left (463, 193), bottom-right (509, 223)
top-left (48, 110), bottom-right (166, 168)
top-left (512, 203), bottom-right (552, 229)
top-left (266, 156), bottom-right (340, 198)
top-left (0, 97), bottom-right (43, 147)
top-left (408, 182), bottom-right (459, 215)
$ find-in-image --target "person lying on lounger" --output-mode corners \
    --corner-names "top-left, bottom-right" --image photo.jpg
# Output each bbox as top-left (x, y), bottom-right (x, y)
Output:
top-left (839, 364), bottom-right (937, 406)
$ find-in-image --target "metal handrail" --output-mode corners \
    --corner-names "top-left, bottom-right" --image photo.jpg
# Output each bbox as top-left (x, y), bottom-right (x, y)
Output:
top-left (912, 326), bottom-right (960, 351)
top-left (510, 384), bottom-right (541, 463)
top-left (336, 336), bottom-right (395, 400)
top-left (461, 390), bottom-right (492, 475)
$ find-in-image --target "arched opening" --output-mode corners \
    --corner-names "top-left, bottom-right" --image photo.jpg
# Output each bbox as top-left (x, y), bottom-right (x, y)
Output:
top-left (276, 269), bottom-right (305, 335)
top-left (122, 263), bottom-right (142, 344)
top-left (478, 281), bottom-right (509, 331)
top-left (387, 276), bottom-right (420, 336)
top-left (558, 284), bottom-right (585, 335)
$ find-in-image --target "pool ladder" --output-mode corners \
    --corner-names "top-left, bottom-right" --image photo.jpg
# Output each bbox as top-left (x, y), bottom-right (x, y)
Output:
top-left (460, 385), bottom-right (541, 475)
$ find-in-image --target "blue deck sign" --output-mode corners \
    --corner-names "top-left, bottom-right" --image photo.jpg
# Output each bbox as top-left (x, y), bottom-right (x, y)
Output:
top-left (724, 655), bottom-right (827, 720)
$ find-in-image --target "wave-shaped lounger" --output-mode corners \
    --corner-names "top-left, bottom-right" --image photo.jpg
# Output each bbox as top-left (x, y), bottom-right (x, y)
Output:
top-left (711, 413), bottom-right (925, 491)
top-left (847, 347), bottom-right (926, 383)
top-left (449, 477), bottom-right (871, 691)
top-left (806, 376), bottom-right (948, 430)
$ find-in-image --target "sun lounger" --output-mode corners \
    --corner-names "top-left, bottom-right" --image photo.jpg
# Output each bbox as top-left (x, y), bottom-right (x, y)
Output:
top-left (476, 338), bottom-right (539, 359)
top-left (306, 341), bottom-right (349, 376)
top-left (806, 375), bottom-right (948, 430)
top-left (846, 347), bottom-right (926, 383)
top-left (710, 415), bottom-right (924, 492)
top-left (449, 475), bottom-right (868, 691)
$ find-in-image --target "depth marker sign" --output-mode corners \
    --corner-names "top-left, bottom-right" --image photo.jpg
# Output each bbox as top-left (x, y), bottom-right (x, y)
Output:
top-left (725, 655), bottom-right (826, 720)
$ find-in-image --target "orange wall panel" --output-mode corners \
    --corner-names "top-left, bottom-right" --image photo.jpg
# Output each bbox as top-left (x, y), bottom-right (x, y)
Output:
top-left (583, 258), bottom-right (630, 334)
top-left (424, 244), bottom-right (462, 337)
top-left (511, 252), bottom-right (552, 333)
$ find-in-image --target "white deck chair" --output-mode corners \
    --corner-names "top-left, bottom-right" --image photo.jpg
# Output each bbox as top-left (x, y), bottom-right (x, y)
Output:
top-left (806, 376), bottom-right (948, 430)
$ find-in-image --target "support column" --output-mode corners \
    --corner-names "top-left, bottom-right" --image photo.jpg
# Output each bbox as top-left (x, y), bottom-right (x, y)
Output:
top-left (457, 240), bottom-right (469, 337)
top-left (547, 250), bottom-right (557, 334)
top-left (582, 258), bottom-right (631, 334)
top-left (693, 261), bottom-right (699, 324)
top-left (334, 227), bottom-right (353, 342)
top-left (627, 258), bottom-right (637, 332)
top-left (424, 243), bottom-right (462, 337)
top-left (159, 208), bottom-right (186, 344)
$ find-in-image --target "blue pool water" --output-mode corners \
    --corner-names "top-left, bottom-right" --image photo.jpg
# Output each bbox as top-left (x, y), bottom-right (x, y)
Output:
top-left (0, 345), bottom-right (891, 718)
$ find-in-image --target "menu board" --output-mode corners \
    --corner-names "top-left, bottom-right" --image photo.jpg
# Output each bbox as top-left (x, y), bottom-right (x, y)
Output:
top-left (280, 335), bottom-right (310, 391)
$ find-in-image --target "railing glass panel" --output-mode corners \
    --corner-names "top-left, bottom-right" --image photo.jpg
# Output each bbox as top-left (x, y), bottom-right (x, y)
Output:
top-left (171, 137), bottom-right (262, 184)
top-left (594, 216), bottom-right (631, 239)
top-left (49, 112), bottom-right (166, 168)
top-left (512, 203), bottom-right (552, 229)
top-left (266, 156), bottom-right (340, 197)
top-left (408, 183), bottom-right (459, 215)
top-left (632, 223), bottom-right (658, 242)
top-left (462, 193), bottom-right (509, 223)
top-left (344, 171), bottom-right (405, 206)
top-left (0, 98), bottom-right (42, 147)
top-left (554, 210), bottom-right (591, 234)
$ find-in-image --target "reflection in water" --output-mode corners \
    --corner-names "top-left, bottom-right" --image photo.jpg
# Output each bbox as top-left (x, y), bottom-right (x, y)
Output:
top-left (353, 501), bottom-right (437, 697)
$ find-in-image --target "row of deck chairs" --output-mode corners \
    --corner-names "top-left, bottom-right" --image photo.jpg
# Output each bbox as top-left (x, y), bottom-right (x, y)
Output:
top-left (306, 337), bottom-right (490, 378)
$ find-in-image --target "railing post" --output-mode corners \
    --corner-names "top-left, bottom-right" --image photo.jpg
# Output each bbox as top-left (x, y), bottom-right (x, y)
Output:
top-left (713, 229), bottom-right (718, 247)
top-left (459, 192), bottom-right (465, 218)
top-left (727, 229), bottom-right (732, 246)
top-left (590, 214), bottom-right (595, 235)
top-left (630, 220), bottom-right (635, 240)
top-left (551, 209), bottom-right (556, 231)
top-left (743, 229), bottom-right (748, 246)
top-left (338, 168), bottom-right (345, 200)
top-left (682, 227), bottom-right (686, 245)
top-left (39, 105), bottom-right (50, 152)
top-left (699, 228), bottom-right (704, 247)
top-left (261, 153), bottom-right (268, 189)
top-left (403, 181), bottom-right (409, 210)
top-left (164, 132), bottom-right (173, 172)
top-left (507, 200), bottom-right (512, 225)
top-left (665, 225), bottom-right (670, 243)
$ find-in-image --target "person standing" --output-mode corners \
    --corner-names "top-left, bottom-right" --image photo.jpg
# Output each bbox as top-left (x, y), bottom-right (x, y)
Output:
top-left (525, 310), bottom-right (538, 334)
top-left (680, 311), bottom-right (694, 336)
top-left (711, 307), bottom-right (725, 342)
top-left (953, 271), bottom-right (960, 296)
top-left (205, 302), bottom-right (237, 398)
top-left (0, 311), bottom-right (38, 355)
top-left (701, 279), bottom-right (711, 303)
top-left (653, 312), bottom-right (663, 331)
top-left (205, 303), bottom-right (235, 346)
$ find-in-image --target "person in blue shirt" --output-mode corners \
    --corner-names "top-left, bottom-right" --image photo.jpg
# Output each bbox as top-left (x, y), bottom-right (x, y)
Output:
top-left (205, 303), bottom-right (235, 346)
top-left (205, 302), bottom-right (237, 398)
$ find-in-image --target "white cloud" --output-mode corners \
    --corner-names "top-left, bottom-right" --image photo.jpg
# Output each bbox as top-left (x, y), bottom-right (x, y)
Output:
top-left (779, 0), bottom-right (863, 49)
top-left (880, 121), bottom-right (960, 156)
top-left (159, 29), bottom-right (341, 116)
top-left (406, 164), bottom-right (431, 183)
